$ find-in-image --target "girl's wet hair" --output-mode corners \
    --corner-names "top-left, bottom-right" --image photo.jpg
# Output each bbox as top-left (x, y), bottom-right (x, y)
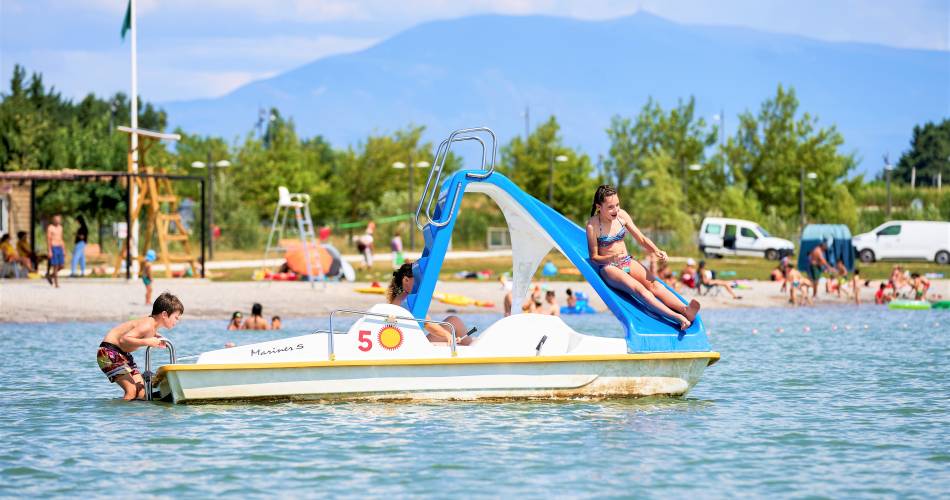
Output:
top-left (387, 262), bottom-right (414, 303)
top-left (590, 185), bottom-right (618, 217)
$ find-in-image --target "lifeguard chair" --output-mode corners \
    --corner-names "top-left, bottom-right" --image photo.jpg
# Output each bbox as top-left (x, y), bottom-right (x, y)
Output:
top-left (261, 186), bottom-right (324, 288)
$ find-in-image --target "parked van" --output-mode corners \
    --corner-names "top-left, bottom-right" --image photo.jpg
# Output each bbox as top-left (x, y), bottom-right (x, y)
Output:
top-left (852, 221), bottom-right (950, 265)
top-left (698, 217), bottom-right (794, 260)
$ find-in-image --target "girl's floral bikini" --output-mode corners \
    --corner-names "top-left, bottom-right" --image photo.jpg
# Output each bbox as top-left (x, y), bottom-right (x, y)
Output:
top-left (597, 217), bottom-right (632, 273)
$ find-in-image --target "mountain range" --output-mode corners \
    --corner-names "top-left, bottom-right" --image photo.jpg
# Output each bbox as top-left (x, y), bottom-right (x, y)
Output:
top-left (163, 12), bottom-right (950, 176)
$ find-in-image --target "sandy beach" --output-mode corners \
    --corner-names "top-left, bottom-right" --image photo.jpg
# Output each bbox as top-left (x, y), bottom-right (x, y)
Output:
top-left (3, 276), bottom-right (944, 323)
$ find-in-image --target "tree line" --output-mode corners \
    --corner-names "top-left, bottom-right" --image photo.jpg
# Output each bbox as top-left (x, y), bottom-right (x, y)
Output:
top-left (2, 64), bottom-right (947, 252)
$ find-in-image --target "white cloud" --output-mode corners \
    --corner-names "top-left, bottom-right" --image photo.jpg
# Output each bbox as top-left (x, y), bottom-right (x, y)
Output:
top-left (1, 34), bottom-right (379, 101)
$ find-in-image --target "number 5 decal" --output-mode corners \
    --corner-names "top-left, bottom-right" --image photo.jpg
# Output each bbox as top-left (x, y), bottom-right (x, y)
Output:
top-left (358, 330), bottom-right (372, 352)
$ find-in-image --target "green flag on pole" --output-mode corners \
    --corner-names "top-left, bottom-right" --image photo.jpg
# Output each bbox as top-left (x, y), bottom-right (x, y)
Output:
top-left (121, 1), bottom-right (131, 40)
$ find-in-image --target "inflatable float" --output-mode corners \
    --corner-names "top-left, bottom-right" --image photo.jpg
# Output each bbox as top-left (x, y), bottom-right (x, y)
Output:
top-left (148, 127), bottom-right (718, 404)
top-left (888, 299), bottom-right (931, 310)
top-left (433, 292), bottom-right (494, 308)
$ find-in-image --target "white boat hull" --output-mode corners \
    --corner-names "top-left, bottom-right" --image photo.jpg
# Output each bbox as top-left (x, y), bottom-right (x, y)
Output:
top-left (154, 305), bottom-right (719, 404)
top-left (157, 354), bottom-right (716, 403)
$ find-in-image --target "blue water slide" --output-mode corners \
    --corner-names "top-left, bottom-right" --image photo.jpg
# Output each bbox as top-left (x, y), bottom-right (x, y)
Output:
top-left (407, 170), bottom-right (711, 353)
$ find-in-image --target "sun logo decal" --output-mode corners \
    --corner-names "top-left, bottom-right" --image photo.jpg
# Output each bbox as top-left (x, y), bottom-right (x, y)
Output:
top-left (377, 325), bottom-right (404, 350)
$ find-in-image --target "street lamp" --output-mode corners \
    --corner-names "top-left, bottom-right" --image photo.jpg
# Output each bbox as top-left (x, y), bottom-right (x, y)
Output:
top-left (392, 158), bottom-right (429, 251)
top-left (191, 156), bottom-right (231, 261)
top-left (683, 163), bottom-right (703, 207)
top-left (799, 167), bottom-right (817, 228)
top-left (548, 154), bottom-right (568, 205)
top-left (713, 110), bottom-right (726, 175)
top-left (884, 155), bottom-right (894, 216)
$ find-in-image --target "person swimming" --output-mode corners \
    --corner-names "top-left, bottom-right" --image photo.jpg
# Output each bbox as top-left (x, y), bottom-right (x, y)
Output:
top-left (585, 185), bottom-right (699, 330)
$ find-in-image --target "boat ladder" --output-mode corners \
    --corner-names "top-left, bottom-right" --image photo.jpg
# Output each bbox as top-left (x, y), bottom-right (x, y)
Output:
top-left (144, 338), bottom-right (176, 401)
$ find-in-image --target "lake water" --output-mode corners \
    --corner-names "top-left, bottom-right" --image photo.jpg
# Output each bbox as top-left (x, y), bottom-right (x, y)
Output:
top-left (1, 306), bottom-right (947, 497)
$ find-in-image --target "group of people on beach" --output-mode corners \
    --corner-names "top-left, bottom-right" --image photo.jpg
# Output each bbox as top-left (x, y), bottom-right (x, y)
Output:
top-left (876, 265), bottom-right (931, 304)
top-left (1, 214), bottom-right (90, 286)
top-left (769, 242), bottom-right (934, 306)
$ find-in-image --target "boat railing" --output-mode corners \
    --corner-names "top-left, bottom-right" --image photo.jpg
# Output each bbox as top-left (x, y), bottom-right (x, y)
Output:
top-left (415, 127), bottom-right (497, 231)
top-left (327, 309), bottom-right (457, 360)
top-left (144, 338), bottom-right (177, 401)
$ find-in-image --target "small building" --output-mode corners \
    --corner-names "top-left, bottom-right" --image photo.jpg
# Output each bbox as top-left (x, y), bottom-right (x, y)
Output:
top-left (0, 169), bottom-right (123, 243)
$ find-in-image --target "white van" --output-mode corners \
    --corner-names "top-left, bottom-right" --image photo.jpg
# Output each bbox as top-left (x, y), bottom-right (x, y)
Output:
top-left (852, 221), bottom-right (950, 265)
top-left (698, 217), bottom-right (795, 260)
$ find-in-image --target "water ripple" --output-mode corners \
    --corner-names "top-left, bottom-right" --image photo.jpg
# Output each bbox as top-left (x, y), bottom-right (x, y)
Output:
top-left (0, 307), bottom-right (947, 497)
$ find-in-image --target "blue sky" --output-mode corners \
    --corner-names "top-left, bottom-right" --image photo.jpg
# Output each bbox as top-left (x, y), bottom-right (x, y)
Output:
top-left (1, 0), bottom-right (947, 103)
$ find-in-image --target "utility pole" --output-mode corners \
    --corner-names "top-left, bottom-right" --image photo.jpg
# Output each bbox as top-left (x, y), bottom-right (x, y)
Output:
top-left (884, 154), bottom-right (893, 217)
top-left (524, 105), bottom-right (530, 140)
top-left (799, 164), bottom-right (805, 229)
top-left (408, 151), bottom-right (414, 251)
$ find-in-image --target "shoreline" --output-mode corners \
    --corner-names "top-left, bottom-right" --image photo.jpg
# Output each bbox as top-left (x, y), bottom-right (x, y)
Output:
top-left (3, 277), bottom-right (944, 324)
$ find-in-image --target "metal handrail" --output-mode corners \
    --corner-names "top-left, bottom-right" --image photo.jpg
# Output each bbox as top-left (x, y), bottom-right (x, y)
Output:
top-left (415, 137), bottom-right (471, 230)
top-left (144, 338), bottom-right (177, 401)
top-left (327, 308), bottom-right (458, 360)
top-left (423, 136), bottom-right (485, 229)
top-left (414, 127), bottom-right (497, 230)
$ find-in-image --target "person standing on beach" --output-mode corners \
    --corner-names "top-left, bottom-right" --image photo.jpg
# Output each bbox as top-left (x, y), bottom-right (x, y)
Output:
top-left (71, 215), bottom-right (88, 277)
top-left (96, 292), bottom-right (183, 400)
top-left (46, 214), bottom-right (65, 288)
top-left (390, 231), bottom-right (404, 268)
top-left (360, 221), bottom-right (376, 269)
top-left (142, 250), bottom-right (155, 305)
top-left (807, 242), bottom-right (833, 298)
top-left (850, 268), bottom-right (862, 305)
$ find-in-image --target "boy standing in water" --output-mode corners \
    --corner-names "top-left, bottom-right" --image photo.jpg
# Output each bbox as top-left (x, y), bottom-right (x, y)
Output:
top-left (97, 292), bottom-right (184, 400)
top-left (46, 214), bottom-right (65, 287)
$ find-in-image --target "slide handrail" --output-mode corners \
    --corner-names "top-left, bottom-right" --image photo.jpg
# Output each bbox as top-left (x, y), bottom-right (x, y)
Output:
top-left (414, 127), bottom-right (497, 230)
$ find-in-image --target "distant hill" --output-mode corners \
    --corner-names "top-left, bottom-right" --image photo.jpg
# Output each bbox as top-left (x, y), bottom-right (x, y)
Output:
top-left (163, 12), bottom-right (950, 176)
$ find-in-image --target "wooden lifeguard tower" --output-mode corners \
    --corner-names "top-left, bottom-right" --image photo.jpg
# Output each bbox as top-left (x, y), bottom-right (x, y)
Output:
top-left (113, 126), bottom-right (199, 278)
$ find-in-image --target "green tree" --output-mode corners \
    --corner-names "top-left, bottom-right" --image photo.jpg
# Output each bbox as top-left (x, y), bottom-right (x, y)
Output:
top-left (722, 84), bottom-right (857, 228)
top-left (895, 119), bottom-right (950, 186)
top-left (233, 110), bottom-right (335, 224)
top-left (499, 116), bottom-right (595, 222)
top-left (628, 151), bottom-right (694, 249)
top-left (603, 97), bottom-right (720, 220)
top-left (330, 125), bottom-right (458, 227)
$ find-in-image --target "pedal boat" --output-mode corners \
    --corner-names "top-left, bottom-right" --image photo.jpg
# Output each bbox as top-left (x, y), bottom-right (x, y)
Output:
top-left (152, 304), bottom-right (719, 404)
top-left (150, 127), bottom-right (720, 403)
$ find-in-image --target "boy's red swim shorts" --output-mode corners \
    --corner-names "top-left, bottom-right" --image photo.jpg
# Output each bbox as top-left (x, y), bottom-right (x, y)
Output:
top-left (97, 342), bottom-right (140, 382)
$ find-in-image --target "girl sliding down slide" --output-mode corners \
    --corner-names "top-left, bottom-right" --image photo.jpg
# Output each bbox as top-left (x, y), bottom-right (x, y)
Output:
top-left (585, 185), bottom-right (700, 330)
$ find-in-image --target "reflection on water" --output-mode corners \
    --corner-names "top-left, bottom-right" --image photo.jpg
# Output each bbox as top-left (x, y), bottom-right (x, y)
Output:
top-left (0, 306), bottom-right (947, 497)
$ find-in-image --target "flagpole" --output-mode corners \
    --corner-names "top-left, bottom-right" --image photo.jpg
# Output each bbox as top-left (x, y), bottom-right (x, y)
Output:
top-left (129, 0), bottom-right (139, 279)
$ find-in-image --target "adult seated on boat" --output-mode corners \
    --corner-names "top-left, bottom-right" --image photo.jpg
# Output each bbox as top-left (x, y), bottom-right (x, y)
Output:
top-left (387, 262), bottom-right (472, 345)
